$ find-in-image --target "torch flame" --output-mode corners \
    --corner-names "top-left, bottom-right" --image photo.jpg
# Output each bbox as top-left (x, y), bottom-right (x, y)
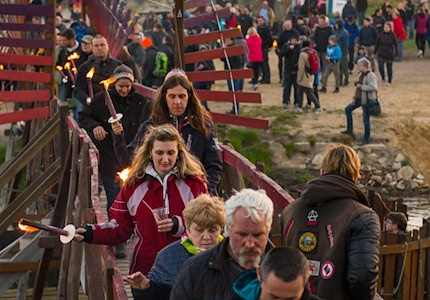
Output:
top-left (86, 67), bottom-right (95, 79)
top-left (67, 52), bottom-right (80, 61)
top-left (100, 77), bottom-right (117, 90)
top-left (18, 222), bottom-right (39, 233)
top-left (117, 168), bottom-right (131, 183)
top-left (56, 66), bottom-right (63, 71)
top-left (72, 67), bottom-right (77, 74)
top-left (273, 40), bottom-right (278, 48)
top-left (0, 64), bottom-right (4, 70)
top-left (64, 62), bottom-right (71, 70)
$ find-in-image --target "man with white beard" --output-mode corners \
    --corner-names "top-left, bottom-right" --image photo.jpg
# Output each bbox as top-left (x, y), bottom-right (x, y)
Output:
top-left (170, 189), bottom-right (273, 300)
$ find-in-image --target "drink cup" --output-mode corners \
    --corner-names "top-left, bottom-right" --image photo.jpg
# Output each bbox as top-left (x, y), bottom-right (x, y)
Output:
top-left (152, 207), bottom-right (169, 223)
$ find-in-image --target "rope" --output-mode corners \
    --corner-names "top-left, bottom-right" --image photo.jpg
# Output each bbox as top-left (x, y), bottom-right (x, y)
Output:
top-left (209, 1), bottom-right (239, 115)
top-left (380, 242), bottom-right (408, 297)
top-left (375, 191), bottom-right (391, 213)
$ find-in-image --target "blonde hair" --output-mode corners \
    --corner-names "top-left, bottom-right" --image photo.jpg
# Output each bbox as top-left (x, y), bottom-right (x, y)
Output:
top-left (247, 27), bottom-right (259, 36)
top-left (321, 143), bottom-right (361, 180)
top-left (125, 124), bottom-right (206, 185)
top-left (183, 194), bottom-right (225, 229)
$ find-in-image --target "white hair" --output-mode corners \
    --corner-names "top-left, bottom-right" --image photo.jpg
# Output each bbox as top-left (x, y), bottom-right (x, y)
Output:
top-left (224, 189), bottom-right (274, 236)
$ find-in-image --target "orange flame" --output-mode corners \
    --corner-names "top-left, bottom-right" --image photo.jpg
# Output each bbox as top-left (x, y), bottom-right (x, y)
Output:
top-left (117, 168), bottom-right (131, 183)
top-left (0, 64), bottom-right (4, 70)
top-left (72, 67), bottom-right (77, 74)
top-left (273, 40), bottom-right (278, 48)
top-left (64, 62), bottom-right (71, 70)
top-left (100, 77), bottom-right (117, 90)
top-left (56, 66), bottom-right (63, 71)
top-left (18, 223), bottom-right (39, 233)
top-left (86, 67), bottom-right (95, 79)
top-left (67, 52), bottom-right (80, 61)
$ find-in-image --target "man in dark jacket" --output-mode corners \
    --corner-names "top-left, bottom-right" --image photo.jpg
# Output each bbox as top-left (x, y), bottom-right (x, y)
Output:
top-left (170, 189), bottom-right (273, 299)
top-left (334, 18), bottom-right (349, 86)
top-left (257, 16), bottom-right (273, 84)
top-left (342, 0), bottom-right (357, 20)
top-left (356, 0), bottom-right (368, 26)
top-left (281, 143), bottom-right (380, 300)
top-left (313, 16), bottom-right (334, 74)
top-left (233, 247), bottom-right (321, 300)
top-left (237, 7), bottom-right (254, 37)
top-left (127, 33), bottom-right (145, 68)
top-left (74, 35), bottom-right (121, 117)
top-left (280, 33), bottom-right (301, 108)
top-left (359, 17), bottom-right (378, 70)
top-left (141, 37), bottom-right (162, 88)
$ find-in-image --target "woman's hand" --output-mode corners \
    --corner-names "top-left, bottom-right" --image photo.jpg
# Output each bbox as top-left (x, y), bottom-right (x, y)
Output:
top-left (93, 126), bottom-right (108, 141)
top-left (123, 272), bottom-right (150, 289)
top-left (157, 218), bottom-right (174, 232)
top-left (74, 227), bottom-right (87, 242)
top-left (111, 122), bottom-right (123, 136)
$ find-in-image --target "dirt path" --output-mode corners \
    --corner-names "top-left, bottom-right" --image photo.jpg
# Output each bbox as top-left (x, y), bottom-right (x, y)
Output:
top-left (210, 48), bottom-right (430, 180)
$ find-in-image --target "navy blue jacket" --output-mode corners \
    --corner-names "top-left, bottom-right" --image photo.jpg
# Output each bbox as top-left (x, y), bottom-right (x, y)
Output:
top-left (359, 25), bottom-right (379, 46)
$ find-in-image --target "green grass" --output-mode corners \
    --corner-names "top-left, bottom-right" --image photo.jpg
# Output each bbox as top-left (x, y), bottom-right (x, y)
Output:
top-left (0, 141), bottom-right (6, 164)
top-left (307, 135), bottom-right (317, 147)
top-left (402, 156), bottom-right (412, 167)
top-left (298, 172), bottom-right (313, 184)
top-left (283, 142), bottom-right (296, 158)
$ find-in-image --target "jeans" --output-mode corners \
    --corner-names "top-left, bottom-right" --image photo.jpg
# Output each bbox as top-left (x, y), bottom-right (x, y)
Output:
top-left (397, 40), bottom-right (404, 61)
top-left (228, 78), bottom-right (243, 112)
top-left (345, 99), bottom-right (370, 143)
top-left (261, 46), bottom-right (270, 82)
top-left (416, 33), bottom-right (426, 54)
top-left (317, 51), bottom-right (327, 74)
top-left (408, 19), bottom-right (414, 39)
top-left (100, 171), bottom-right (121, 212)
top-left (283, 71), bottom-right (298, 105)
top-left (358, 11), bottom-right (365, 26)
top-left (348, 44), bottom-right (355, 71)
top-left (340, 55), bottom-right (349, 84)
top-left (252, 62), bottom-right (263, 84)
top-left (377, 59), bottom-right (393, 83)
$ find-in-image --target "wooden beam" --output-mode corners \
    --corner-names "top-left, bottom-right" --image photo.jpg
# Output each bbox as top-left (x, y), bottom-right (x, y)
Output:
top-left (0, 4), bottom-right (55, 17)
top-left (0, 112), bottom-right (59, 187)
top-left (0, 159), bottom-right (61, 235)
top-left (0, 38), bottom-right (53, 49)
top-left (184, 45), bottom-right (245, 64)
top-left (187, 69), bottom-right (253, 81)
top-left (0, 261), bottom-right (60, 272)
top-left (0, 107), bottom-right (50, 125)
top-left (0, 23), bottom-right (55, 33)
top-left (184, 7), bottom-right (230, 28)
top-left (210, 112), bottom-right (269, 129)
top-left (220, 144), bottom-right (295, 210)
top-left (0, 54), bottom-right (53, 66)
top-left (195, 90), bottom-right (262, 103)
top-left (133, 83), bottom-right (156, 99)
top-left (184, 28), bottom-right (242, 46)
top-left (0, 90), bottom-right (51, 102)
top-left (0, 70), bottom-right (52, 83)
top-left (184, 0), bottom-right (211, 10)
top-left (174, 0), bottom-right (185, 68)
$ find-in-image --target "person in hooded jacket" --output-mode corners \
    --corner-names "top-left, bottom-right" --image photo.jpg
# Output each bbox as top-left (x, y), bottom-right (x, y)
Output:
top-left (334, 18), bottom-right (350, 86)
top-left (375, 23), bottom-right (398, 85)
top-left (415, 4), bottom-right (429, 58)
top-left (112, 70), bottom-right (222, 196)
top-left (74, 124), bottom-right (208, 275)
top-left (281, 143), bottom-right (380, 300)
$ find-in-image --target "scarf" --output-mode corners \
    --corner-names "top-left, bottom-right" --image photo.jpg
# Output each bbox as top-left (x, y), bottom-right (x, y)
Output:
top-left (180, 232), bottom-right (224, 255)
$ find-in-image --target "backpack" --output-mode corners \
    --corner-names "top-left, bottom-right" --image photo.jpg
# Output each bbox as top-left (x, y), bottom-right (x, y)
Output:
top-left (305, 49), bottom-right (319, 75)
top-left (152, 51), bottom-right (168, 78)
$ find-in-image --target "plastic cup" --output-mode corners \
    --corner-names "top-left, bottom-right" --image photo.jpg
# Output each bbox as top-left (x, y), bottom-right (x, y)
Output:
top-left (152, 207), bottom-right (169, 223)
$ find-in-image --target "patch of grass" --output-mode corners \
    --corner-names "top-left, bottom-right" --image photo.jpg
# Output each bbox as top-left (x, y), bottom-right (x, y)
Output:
top-left (307, 135), bottom-right (317, 147)
top-left (283, 142), bottom-right (295, 158)
top-left (402, 156), bottom-right (412, 167)
top-left (298, 172), bottom-right (313, 184)
top-left (331, 135), bottom-right (353, 146)
top-left (271, 112), bottom-right (299, 127)
top-left (0, 141), bottom-right (6, 164)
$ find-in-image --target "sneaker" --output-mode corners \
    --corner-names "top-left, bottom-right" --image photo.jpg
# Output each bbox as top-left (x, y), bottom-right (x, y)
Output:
top-left (342, 81), bottom-right (349, 87)
top-left (319, 87), bottom-right (327, 93)
top-left (314, 107), bottom-right (323, 114)
top-left (282, 103), bottom-right (289, 109)
top-left (294, 107), bottom-right (303, 113)
top-left (418, 50), bottom-right (423, 58)
top-left (381, 80), bottom-right (387, 86)
top-left (252, 84), bottom-right (258, 91)
top-left (333, 87), bottom-right (340, 93)
top-left (305, 103), bottom-right (312, 109)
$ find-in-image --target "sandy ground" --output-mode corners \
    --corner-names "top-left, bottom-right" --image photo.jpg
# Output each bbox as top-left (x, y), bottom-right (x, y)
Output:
top-left (209, 47), bottom-right (430, 180)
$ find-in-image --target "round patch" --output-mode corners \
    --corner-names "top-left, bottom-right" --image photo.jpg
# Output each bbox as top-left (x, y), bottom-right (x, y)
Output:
top-left (321, 261), bottom-right (335, 279)
top-left (299, 232), bottom-right (318, 252)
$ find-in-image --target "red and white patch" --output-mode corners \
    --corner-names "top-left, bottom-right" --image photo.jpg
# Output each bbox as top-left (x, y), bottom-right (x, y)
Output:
top-left (308, 260), bottom-right (320, 277)
top-left (321, 261), bottom-right (335, 279)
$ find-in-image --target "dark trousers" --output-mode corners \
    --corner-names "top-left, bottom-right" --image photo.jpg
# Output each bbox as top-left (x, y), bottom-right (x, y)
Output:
top-left (377, 59), bottom-right (393, 83)
top-left (278, 53), bottom-right (283, 81)
top-left (283, 71), bottom-right (298, 105)
top-left (416, 33), bottom-right (426, 54)
top-left (348, 44), bottom-right (355, 71)
top-left (317, 50), bottom-right (327, 74)
top-left (252, 62), bottom-right (263, 84)
top-left (100, 171), bottom-right (121, 212)
top-left (298, 85), bottom-right (320, 108)
top-left (340, 55), bottom-right (349, 84)
top-left (261, 47), bottom-right (270, 82)
top-left (345, 99), bottom-right (371, 143)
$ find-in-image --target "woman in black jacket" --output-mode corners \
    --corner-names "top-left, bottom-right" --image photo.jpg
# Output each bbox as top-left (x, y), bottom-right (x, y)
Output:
top-left (112, 70), bottom-right (222, 195)
top-left (375, 23), bottom-right (398, 85)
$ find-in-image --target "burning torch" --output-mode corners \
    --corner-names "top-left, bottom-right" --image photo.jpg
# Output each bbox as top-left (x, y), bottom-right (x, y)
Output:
top-left (67, 52), bottom-right (80, 71)
top-left (18, 218), bottom-right (76, 244)
top-left (86, 67), bottom-right (95, 104)
top-left (64, 62), bottom-right (75, 86)
top-left (100, 77), bottom-right (123, 124)
top-left (56, 66), bottom-right (68, 84)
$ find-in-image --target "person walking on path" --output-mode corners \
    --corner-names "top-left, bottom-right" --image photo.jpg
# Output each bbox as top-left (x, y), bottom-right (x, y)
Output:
top-left (375, 23), bottom-right (397, 85)
top-left (320, 35), bottom-right (342, 94)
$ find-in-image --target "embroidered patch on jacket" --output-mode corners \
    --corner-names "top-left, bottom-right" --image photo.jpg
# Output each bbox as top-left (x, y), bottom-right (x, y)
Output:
top-left (307, 210), bottom-right (319, 226)
top-left (326, 224), bottom-right (334, 248)
top-left (321, 261), bottom-right (335, 279)
top-left (298, 231), bottom-right (318, 253)
top-left (308, 260), bottom-right (321, 276)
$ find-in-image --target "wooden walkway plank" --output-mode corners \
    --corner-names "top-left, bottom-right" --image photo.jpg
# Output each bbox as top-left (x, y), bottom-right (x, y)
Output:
top-left (184, 7), bottom-right (230, 28)
top-left (184, 45), bottom-right (245, 64)
top-left (184, 0), bottom-right (212, 10)
top-left (195, 90), bottom-right (262, 103)
top-left (0, 53), bottom-right (53, 66)
top-left (0, 4), bottom-right (55, 17)
top-left (0, 90), bottom-right (51, 102)
top-left (0, 107), bottom-right (50, 124)
top-left (0, 70), bottom-right (52, 83)
top-left (0, 38), bottom-right (54, 49)
top-left (0, 23), bottom-right (55, 33)
top-left (184, 28), bottom-right (242, 46)
top-left (211, 112), bottom-right (269, 129)
top-left (187, 69), bottom-right (253, 81)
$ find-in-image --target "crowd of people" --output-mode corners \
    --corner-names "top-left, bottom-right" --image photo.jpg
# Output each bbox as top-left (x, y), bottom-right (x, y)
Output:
top-left (38, 1), bottom-right (422, 299)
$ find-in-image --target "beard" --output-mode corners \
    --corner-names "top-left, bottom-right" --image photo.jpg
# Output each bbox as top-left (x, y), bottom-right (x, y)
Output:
top-left (237, 247), bottom-right (262, 268)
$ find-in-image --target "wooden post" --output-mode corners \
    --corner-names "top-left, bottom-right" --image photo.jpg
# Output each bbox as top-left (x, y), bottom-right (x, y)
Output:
top-left (174, 0), bottom-right (184, 68)
top-left (106, 260), bottom-right (114, 300)
top-left (417, 221), bottom-right (427, 300)
top-left (425, 218), bottom-right (430, 300)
